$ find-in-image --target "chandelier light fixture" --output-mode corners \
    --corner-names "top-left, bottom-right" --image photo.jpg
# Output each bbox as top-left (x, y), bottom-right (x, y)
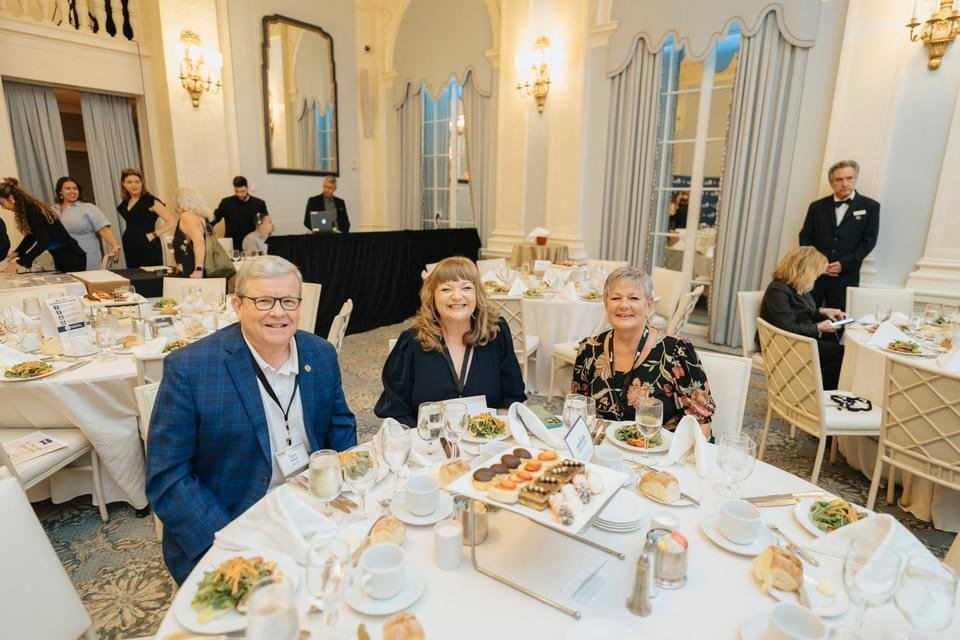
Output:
top-left (516, 36), bottom-right (551, 114)
top-left (178, 30), bottom-right (223, 107)
top-left (907, 0), bottom-right (960, 70)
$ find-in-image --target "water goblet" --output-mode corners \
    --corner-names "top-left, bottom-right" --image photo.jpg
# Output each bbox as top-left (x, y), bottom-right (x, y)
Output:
top-left (521, 262), bottom-right (531, 277)
top-left (381, 422), bottom-right (411, 497)
top-left (306, 537), bottom-right (351, 637)
top-left (583, 396), bottom-right (597, 435)
top-left (714, 433), bottom-right (756, 497)
top-left (893, 555), bottom-right (957, 637)
top-left (309, 449), bottom-right (343, 516)
top-left (340, 444), bottom-right (378, 518)
top-left (443, 401), bottom-right (469, 458)
top-left (835, 539), bottom-right (902, 639)
top-left (562, 393), bottom-right (587, 430)
top-left (93, 315), bottom-right (116, 361)
top-left (245, 574), bottom-right (300, 640)
top-left (633, 396), bottom-right (663, 460)
top-left (417, 401), bottom-right (444, 456)
top-left (924, 304), bottom-right (944, 326)
top-left (876, 306), bottom-right (892, 324)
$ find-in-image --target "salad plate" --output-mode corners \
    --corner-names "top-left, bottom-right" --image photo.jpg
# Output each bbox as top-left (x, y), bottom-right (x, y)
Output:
top-left (605, 422), bottom-right (672, 453)
top-left (0, 360), bottom-right (63, 382)
top-left (462, 410), bottom-right (511, 443)
top-left (793, 497), bottom-right (870, 538)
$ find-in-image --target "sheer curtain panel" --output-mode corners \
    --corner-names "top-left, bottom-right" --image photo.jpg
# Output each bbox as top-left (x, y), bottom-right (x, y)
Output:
top-left (3, 82), bottom-right (69, 202)
top-left (462, 71), bottom-right (493, 242)
top-left (397, 83), bottom-right (423, 230)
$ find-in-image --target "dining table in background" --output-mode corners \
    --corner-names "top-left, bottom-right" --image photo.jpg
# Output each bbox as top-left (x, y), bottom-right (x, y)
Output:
top-left (0, 271), bottom-right (87, 312)
top-left (509, 242), bottom-right (570, 269)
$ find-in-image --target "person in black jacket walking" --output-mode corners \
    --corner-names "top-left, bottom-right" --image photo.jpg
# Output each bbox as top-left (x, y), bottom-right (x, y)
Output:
top-left (799, 159), bottom-right (880, 311)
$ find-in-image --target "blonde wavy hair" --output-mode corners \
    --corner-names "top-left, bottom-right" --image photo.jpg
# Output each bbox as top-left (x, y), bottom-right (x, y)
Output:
top-left (415, 256), bottom-right (501, 351)
top-left (174, 187), bottom-right (212, 221)
top-left (772, 246), bottom-right (828, 293)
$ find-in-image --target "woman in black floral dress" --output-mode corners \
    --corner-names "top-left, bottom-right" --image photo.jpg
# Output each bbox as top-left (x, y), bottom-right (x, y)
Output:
top-left (571, 267), bottom-right (715, 435)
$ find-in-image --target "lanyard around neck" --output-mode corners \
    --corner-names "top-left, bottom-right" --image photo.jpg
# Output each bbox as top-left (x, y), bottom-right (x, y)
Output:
top-left (440, 340), bottom-right (473, 396)
top-left (250, 354), bottom-right (300, 446)
top-left (608, 326), bottom-right (649, 373)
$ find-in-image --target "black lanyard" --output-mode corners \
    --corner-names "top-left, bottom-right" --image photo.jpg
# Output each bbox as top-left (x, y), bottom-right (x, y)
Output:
top-left (250, 355), bottom-right (300, 446)
top-left (608, 327), bottom-right (650, 416)
top-left (440, 341), bottom-right (473, 396)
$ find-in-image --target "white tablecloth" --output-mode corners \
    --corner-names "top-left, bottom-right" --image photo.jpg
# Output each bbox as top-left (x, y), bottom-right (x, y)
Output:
top-left (837, 327), bottom-right (960, 532)
top-left (521, 297), bottom-right (606, 396)
top-left (155, 444), bottom-right (959, 639)
top-left (0, 273), bottom-right (87, 312)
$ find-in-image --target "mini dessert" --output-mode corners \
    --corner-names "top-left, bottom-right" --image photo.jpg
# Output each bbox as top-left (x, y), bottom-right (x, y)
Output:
top-left (585, 467), bottom-right (604, 495)
top-left (122, 334), bottom-right (142, 348)
top-left (752, 546), bottom-right (803, 593)
top-left (537, 450), bottom-right (560, 469)
top-left (500, 454), bottom-right (522, 470)
top-left (524, 460), bottom-right (542, 473)
top-left (519, 485), bottom-right (551, 511)
top-left (548, 493), bottom-right (574, 525)
top-left (547, 460), bottom-right (583, 483)
top-left (488, 480), bottom-right (520, 504)
top-left (560, 484), bottom-right (583, 514)
top-left (508, 471), bottom-right (534, 485)
top-left (571, 475), bottom-right (591, 504)
top-left (40, 336), bottom-right (63, 356)
top-left (439, 459), bottom-right (470, 489)
top-left (472, 468), bottom-right (496, 490)
top-left (489, 463), bottom-right (510, 482)
top-left (370, 516), bottom-right (406, 546)
top-left (639, 470), bottom-right (680, 503)
top-left (513, 448), bottom-right (532, 460)
top-left (383, 612), bottom-right (426, 640)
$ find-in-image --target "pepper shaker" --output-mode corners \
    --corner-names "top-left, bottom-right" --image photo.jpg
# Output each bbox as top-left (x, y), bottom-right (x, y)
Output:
top-left (626, 546), bottom-right (654, 616)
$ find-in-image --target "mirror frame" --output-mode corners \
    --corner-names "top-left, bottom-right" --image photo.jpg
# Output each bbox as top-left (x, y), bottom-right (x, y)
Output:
top-left (261, 14), bottom-right (340, 176)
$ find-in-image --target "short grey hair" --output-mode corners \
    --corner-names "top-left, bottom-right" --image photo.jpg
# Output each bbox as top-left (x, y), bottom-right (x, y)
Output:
top-left (828, 160), bottom-right (859, 180)
top-left (174, 187), bottom-right (212, 220)
top-left (234, 255), bottom-right (303, 296)
top-left (323, 176), bottom-right (337, 186)
top-left (603, 266), bottom-right (654, 301)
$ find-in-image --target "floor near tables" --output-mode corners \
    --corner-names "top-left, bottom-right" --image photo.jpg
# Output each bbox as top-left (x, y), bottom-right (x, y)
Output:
top-left (37, 320), bottom-right (957, 640)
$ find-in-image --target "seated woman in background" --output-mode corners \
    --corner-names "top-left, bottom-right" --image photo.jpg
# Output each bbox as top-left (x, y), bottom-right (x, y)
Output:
top-left (572, 266), bottom-right (715, 435)
top-left (172, 187), bottom-right (212, 278)
top-left (759, 246), bottom-right (845, 390)
top-left (117, 168), bottom-right (175, 268)
top-left (55, 176), bottom-right (121, 270)
top-left (0, 178), bottom-right (86, 273)
top-left (375, 256), bottom-right (526, 426)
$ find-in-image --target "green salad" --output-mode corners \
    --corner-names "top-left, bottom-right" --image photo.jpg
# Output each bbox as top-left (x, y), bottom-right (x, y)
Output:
top-left (191, 556), bottom-right (277, 622)
top-left (809, 498), bottom-right (868, 533)
top-left (614, 423), bottom-right (663, 448)
top-left (468, 412), bottom-right (507, 439)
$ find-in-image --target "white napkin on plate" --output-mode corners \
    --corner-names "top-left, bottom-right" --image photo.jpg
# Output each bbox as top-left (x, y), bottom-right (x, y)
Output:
top-left (0, 343), bottom-right (31, 366)
top-left (543, 267), bottom-right (570, 290)
top-left (508, 278), bottom-right (526, 297)
top-left (5, 304), bottom-right (33, 324)
top-left (480, 270), bottom-right (501, 284)
top-left (215, 485), bottom-right (336, 565)
top-left (559, 282), bottom-right (579, 302)
top-left (507, 402), bottom-right (562, 448)
top-left (858, 313), bottom-right (877, 325)
top-left (130, 336), bottom-right (169, 356)
top-left (660, 415), bottom-right (711, 477)
top-left (807, 512), bottom-right (920, 580)
top-left (867, 321), bottom-right (912, 347)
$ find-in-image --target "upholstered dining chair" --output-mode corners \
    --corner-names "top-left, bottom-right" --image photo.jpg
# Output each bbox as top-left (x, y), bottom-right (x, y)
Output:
top-left (698, 351), bottom-right (752, 440)
top-left (846, 286), bottom-right (915, 320)
top-left (162, 276), bottom-right (227, 306)
top-left (476, 258), bottom-right (508, 275)
top-left (737, 290), bottom-right (764, 369)
top-left (134, 352), bottom-right (166, 387)
top-left (666, 285), bottom-right (705, 335)
top-left (488, 296), bottom-right (539, 385)
top-left (326, 298), bottom-right (354, 354)
top-left (217, 236), bottom-right (234, 255)
top-left (133, 382), bottom-right (164, 542)
top-left (0, 475), bottom-right (98, 639)
top-left (298, 282), bottom-right (323, 334)
top-left (866, 358), bottom-right (960, 512)
top-left (547, 316), bottom-right (611, 400)
top-left (756, 318), bottom-right (881, 484)
top-left (650, 267), bottom-right (689, 329)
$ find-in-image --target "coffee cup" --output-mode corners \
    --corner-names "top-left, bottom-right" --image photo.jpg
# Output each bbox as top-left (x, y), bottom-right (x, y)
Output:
top-left (358, 543), bottom-right (406, 600)
top-left (766, 602), bottom-right (827, 640)
top-left (65, 335), bottom-right (92, 356)
top-left (405, 473), bottom-right (439, 516)
top-left (593, 444), bottom-right (625, 472)
top-left (718, 499), bottom-right (761, 545)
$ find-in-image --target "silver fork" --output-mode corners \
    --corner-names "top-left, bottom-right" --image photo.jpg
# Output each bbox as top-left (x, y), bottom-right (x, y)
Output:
top-left (767, 523), bottom-right (819, 566)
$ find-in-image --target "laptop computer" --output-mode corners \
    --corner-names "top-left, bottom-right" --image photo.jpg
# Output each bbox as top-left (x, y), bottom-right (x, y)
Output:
top-left (309, 211), bottom-right (335, 233)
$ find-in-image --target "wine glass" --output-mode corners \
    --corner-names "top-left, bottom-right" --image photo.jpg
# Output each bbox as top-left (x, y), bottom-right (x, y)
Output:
top-left (876, 306), bottom-right (892, 324)
top-left (893, 555), bottom-right (957, 637)
top-left (583, 396), bottom-right (597, 435)
top-left (309, 449), bottom-right (342, 516)
top-left (245, 574), bottom-right (300, 640)
top-left (837, 539), bottom-right (903, 640)
top-left (633, 396), bottom-right (663, 461)
top-left (306, 537), bottom-right (351, 638)
top-left (21, 296), bottom-right (41, 318)
top-left (381, 422), bottom-right (411, 497)
top-left (714, 433), bottom-right (756, 497)
top-left (443, 401), bottom-right (469, 459)
top-left (340, 444), bottom-right (378, 518)
top-left (924, 304), bottom-right (944, 326)
top-left (417, 402), bottom-right (444, 457)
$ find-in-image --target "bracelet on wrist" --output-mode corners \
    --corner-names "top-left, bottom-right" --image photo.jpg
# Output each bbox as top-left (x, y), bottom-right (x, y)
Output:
top-left (194, 266), bottom-right (203, 272)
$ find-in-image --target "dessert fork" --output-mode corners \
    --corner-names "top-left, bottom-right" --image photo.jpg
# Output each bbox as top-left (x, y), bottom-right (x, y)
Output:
top-left (766, 523), bottom-right (819, 566)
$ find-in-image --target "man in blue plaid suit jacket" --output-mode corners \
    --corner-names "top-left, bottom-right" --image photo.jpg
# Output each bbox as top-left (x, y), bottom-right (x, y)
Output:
top-left (146, 257), bottom-right (356, 583)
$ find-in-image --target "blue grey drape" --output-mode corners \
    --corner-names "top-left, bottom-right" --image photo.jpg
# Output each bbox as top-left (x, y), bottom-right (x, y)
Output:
top-left (3, 81), bottom-right (68, 202)
top-left (397, 83), bottom-right (423, 230)
top-left (462, 71), bottom-right (493, 243)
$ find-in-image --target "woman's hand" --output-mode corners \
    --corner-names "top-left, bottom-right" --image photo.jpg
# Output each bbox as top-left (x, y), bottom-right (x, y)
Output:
top-left (818, 307), bottom-right (845, 321)
top-left (189, 270), bottom-right (202, 279)
top-left (146, 232), bottom-right (156, 243)
top-left (816, 319), bottom-right (838, 334)
top-left (4, 260), bottom-right (20, 273)
top-left (109, 245), bottom-right (121, 258)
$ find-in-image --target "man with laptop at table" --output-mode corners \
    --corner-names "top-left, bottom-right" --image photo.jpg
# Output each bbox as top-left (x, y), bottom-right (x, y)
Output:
top-left (303, 176), bottom-right (351, 233)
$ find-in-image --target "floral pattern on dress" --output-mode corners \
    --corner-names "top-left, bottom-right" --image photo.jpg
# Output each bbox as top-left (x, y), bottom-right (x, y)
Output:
top-left (571, 328), bottom-right (716, 429)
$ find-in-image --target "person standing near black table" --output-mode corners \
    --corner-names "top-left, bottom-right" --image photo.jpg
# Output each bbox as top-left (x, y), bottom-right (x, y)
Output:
top-left (117, 168), bottom-right (176, 268)
top-left (303, 176), bottom-right (350, 233)
top-left (0, 177), bottom-right (86, 273)
top-left (213, 176), bottom-right (268, 249)
top-left (799, 160), bottom-right (880, 311)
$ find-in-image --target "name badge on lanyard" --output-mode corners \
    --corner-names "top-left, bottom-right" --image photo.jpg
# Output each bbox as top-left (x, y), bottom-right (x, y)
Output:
top-left (251, 354), bottom-right (308, 479)
top-left (276, 441), bottom-right (309, 478)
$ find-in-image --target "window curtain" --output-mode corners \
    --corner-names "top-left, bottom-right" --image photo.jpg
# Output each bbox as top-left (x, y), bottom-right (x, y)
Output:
top-left (396, 83), bottom-right (423, 230)
top-left (3, 81), bottom-right (69, 202)
top-left (599, 40), bottom-right (660, 266)
top-left (297, 100), bottom-right (319, 170)
top-left (462, 71), bottom-right (492, 242)
top-left (709, 11), bottom-right (809, 347)
top-left (80, 91), bottom-right (141, 268)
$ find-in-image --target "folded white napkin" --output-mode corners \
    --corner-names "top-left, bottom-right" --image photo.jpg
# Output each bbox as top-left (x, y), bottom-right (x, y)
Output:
top-left (130, 336), bottom-right (169, 356)
top-left (891, 311), bottom-right (909, 325)
top-left (508, 278), bottom-right (526, 297)
top-left (525, 227), bottom-right (551, 241)
top-left (0, 343), bottom-right (30, 366)
top-left (480, 270), bottom-right (501, 284)
top-left (938, 344), bottom-right (960, 372)
top-left (215, 485), bottom-right (336, 564)
top-left (559, 282), bottom-right (579, 302)
top-left (660, 415), bottom-right (711, 477)
top-left (807, 512), bottom-right (920, 585)
top-left (5, 304), bottom-right (32, 325)
top-left (867, 321), bottom-right (912, 347)
top-left (858, 313), bottom-right (877, 325)
top-left (507, 402), bottom-right (562, 448)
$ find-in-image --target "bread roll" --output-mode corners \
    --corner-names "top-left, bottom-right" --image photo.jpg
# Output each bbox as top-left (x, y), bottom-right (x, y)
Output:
top-left (639, 470), bottom-right (680, 503)
top-left (370, 516), bottom-right (406, 546)
top-left (438, 459), bottom-right (470, 488)
top-left (752, 546), bottom-right (803, 592)
top-left (383, 612), bottom-right (425, 640)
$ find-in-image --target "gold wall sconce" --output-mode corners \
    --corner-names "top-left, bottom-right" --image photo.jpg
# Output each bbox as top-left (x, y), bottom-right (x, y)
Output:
top-left (178, 30), bottom-right (223, 107)
top-left (907, 0), bottom-right (960, 70)
top-left (516, 36), bottom-right (551, 114)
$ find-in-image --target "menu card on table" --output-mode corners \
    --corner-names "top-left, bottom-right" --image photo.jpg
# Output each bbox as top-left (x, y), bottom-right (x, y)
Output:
top-left (563, 416), bottom-right (594, 462)
top-left (4, 431), bottom-right (68, 465)
top-left (42, 296), bottom-right (87, 341)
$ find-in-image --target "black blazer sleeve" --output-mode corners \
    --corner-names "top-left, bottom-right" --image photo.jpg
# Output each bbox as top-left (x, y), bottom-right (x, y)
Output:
top-left (212, 197), bottom-right (229, 226)
top-left (14, 206), bottom-right (51, 268)
top-left (0, 218), bottom-right (9, 259)
top-left (335, 197), bottom-right (350, 233)
top-left (303, 196), bottom-right (317, 230)
top-left (374, 329), bottom-right (418, 426)
top-left (798, 201), bottom-right (817, 247)
top-left (760, 282), bottom-right (822, 339)
top-left (494, 319), bottom-right (527, 407)
top-left (840, 199), bottom-right (880, 272)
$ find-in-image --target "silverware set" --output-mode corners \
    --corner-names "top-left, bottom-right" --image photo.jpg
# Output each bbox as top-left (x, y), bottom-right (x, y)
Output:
top-left (744, 491), bottom-right (824, 507)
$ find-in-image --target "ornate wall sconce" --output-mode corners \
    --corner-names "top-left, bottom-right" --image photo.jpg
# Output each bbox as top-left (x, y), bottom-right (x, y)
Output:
top-left (516, 36), bottom-right (551, 114)
top-left (178, 30), bottom-right (223, 107)
top-left (907, 0), bottom-right (960, 70)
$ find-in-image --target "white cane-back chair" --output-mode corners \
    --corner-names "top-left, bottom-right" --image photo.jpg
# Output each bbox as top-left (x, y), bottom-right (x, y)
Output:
top-left (585, 259), bottom-right (629, 272)
top-left (698, 351), bottom-right (752, 440)
top-left (476, 258), bottom-right (508, 275)
top-left (134, 382), bottom-right (164, 541)
top-left (650, 267), bottom-right (688, 329)
top-left (666, 285), bottom-right (705, 335)
top-left (867, 358), bottom-right (960, 511)
top-left (298, 282), bottom-right (323, 333)
top-left (134, 352), bottom-right (166, 387)
top-left (756, 318), bottom-right (881, 484)
top-left (547, 316), bottom-right (611, 400)
top-left (326, 299), bottom-right (354, 354)
top-left (846, 287), bottom-right (915, 320)
top-left (738, 290), bottom-right (764, 368)
top-left (488, 296), bottom-right (539, 384)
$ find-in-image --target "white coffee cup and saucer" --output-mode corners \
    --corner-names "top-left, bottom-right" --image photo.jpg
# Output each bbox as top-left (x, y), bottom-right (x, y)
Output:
top-left (344, 543), bottom-right (427, 616)
top-left (701, 499), bottom-right (775, 556)
top-left (592, 444), bottom-right (638, 488)
top-left (390, 473), bottom-right (454, 526)
top-left (63, 335), bottom-right (96, 358)
top-left (740, 602), bottom-right (828, 640)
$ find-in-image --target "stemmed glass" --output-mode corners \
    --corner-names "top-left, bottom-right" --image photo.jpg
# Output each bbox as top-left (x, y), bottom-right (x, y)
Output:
top-left (417, 401), bottom-right (444, 457)
top-left (893, 555), bottom-right (957, 637)
top-left (714, 433), bottom-right (756, 497)
top-left (381, 422), bottom-right (411, 498)
top-left (876, 306), bottom-right (892, 324)
top-left (21, 296), bottom-right (41, 318)
top-left (306, 537), bottom-right (351, 638)
top-left (309, 449), bottom-right (343, 516)
top-left (340, 444), bottom-right (378, 518)
top-left (443, 401), bottom-right (469, 459)
top-left (245, 574), bottom-right (300, 640)
top-left (836, 539), bottom-right (903, 639)
top-left (633, 397), bottom-right (663, 461)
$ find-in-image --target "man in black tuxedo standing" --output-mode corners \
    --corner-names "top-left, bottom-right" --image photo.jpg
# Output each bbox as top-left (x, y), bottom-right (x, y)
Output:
top-left (303, 176), bottom-right (350, 233)
top-left (212, 176), bottom-right (269, 249)
top-left (799, 160), bottom-right (880, 311)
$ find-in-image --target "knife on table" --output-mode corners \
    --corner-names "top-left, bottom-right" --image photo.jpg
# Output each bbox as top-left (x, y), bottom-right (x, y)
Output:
top-left (745, 491), bottom-right (824, 505)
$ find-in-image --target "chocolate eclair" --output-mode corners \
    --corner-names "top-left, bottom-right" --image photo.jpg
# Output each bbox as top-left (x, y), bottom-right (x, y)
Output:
top-left (512, 448), bottom-right (532, 460)
top-left (472, 468), bottom-right (496, 490)
top-left (500, 454), bottom-right (522, 470)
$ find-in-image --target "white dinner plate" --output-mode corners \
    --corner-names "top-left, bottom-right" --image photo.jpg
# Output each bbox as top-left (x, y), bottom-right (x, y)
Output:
top-left (793, 497), bottom-right (870, 538)
top-left (605, 422), bottom-right (672, 454)
top-left (700, 513), bottom-right (776, 556)
top-left (173, 548), bottom-right (299, 634)
top-left (0, 361), bottom-right (67, 382)
top-left (578, 294), bottom-right (604, 303)
top-left (522, 291), bottom-right (554, 300)
top-left (390, 491), bottom-right (454, 526)
top-left (596, 489), bottom-right (645, 527)
top-left (769, 574), bottom-right (850, 618)
top-left (738, 612), bottom-right (768, 640)
top-left (344, 565), bottom-right (426, 616)
top-left (880, 345), bottom-right (936, 358)
top-left (639, 486), bottom-right (698, 508)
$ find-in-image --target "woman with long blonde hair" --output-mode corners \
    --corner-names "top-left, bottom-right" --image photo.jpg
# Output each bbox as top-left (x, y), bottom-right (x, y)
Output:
top-left (374, 256), bottom-right (525, 426)
top-left (0, 177), bottom-right (86, 272)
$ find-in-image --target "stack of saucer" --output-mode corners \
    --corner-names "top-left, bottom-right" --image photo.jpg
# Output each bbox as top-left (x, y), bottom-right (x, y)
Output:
top-left (593, 490), bottom-right (645, 533)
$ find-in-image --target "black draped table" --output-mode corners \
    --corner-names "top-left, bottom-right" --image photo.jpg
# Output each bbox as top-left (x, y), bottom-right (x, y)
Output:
top-left (267, 229), bottom-right (481, 336)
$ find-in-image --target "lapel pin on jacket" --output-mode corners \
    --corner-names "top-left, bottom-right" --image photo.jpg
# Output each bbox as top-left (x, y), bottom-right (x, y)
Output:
top-left (304, 364), bottom-right (312, 373)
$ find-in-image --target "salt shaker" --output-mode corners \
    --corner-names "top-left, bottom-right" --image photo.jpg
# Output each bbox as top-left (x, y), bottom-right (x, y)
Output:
top-left (626, 544), bottom-right (654, 616)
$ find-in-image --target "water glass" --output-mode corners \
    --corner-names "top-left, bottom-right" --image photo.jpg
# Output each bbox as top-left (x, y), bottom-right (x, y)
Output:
top-left (521, 262), bottom-right (531, 277)
top-left (633, 396), bottom-right (663, 460)
top-left (309, 449), bottom-right (343, 516)
top-left (837, 539), bottom-right (902, 639)
top-left (924, 304), bottom-right (944, 326)
top-left (876, 306), bottom-right (892, 324)
top-left (340, 444), bottom-right (378, 518)
top-left (306, 538), bottom-right (351, 637)
top-left (894, 555), bottom-right (957, 636)
top-left (583, 396), bottom-right (597, 435)
top-left (381, 422), bottom-right (411, 497)
top-left (94, 315), bottom-right (116, 361)
top-left (443, 401), bottom-right (469, 458)
top-left (417, 401), bottom-right (444, 455)
top-left (563, 394), bottom-right (588, 430)
top-left (21, 296), bottom-right (41, 318)
top-left (714, 433), bottom-right (756, 497)
top-left (245, 575), bottom-right (300, 640)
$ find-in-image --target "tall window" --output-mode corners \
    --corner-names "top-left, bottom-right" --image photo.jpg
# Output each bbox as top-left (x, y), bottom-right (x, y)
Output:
top-left (648, 25), bottom-right (741, 330)
top-left (421, 78), bottom-right (472, 229)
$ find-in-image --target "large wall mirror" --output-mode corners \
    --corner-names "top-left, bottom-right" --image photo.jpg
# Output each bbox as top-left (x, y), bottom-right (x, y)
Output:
top-left (262, 15), bottom-right (339, 175)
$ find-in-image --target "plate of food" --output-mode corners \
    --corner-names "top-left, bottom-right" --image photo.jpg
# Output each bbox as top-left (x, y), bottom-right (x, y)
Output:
top-left (882, 339), bottom-right (930, 357)
top-left (463, 411), bottom-right (510, 443)
top-left (637, 469), bottom-right (697, 507)
top-left (579, 290), bottom-right (603, 302)
top-left (753, 546), bottom-right (849, 618)
top-left (152, 298), bottom-right (180, 315)
top-left (174, 550), bottom-right (299, 634)
top-left (1, 360), bottom-right (58, 382)
top-left (605, 421), bottom-right (673, 453)
top-left (522, 288), bottom-right (553, 299)
top-left (483, 281), bottom-right (511, 295)
top-left (794, 497), bottom-right (869, 537)
top-left (163, 338), bottom-right (190, 354)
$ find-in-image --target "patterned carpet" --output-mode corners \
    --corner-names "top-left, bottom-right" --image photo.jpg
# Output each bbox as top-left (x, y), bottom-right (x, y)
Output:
top-left (36, 321), bottom-right (956, 639)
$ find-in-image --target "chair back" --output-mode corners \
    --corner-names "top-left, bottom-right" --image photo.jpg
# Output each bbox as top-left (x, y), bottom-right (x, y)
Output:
top-left (162, 277), bottom-right (227, 306)
top-left (134, 382), bottom-right (161, 444)
top-left (476, 258), bottom-right (507, 275)
top-left (666, 285), bottom-right (704, 335)
top-left (100, 253), bottom-right (117, 270)
top-left (737, 291), bottom-right (764, 357)
top-left (698, 351), bottom-right (752, 439)
top-left (846, 287), bottom-right (915, 319)
top-left (880, 357), bottom-right (960, 489)
top-left (217, 236), bottom-right (234, 255)
top-left (134, 352), bottom-right (166, 387)
top-left (326, 298), bottom-right (354, 354)
top-left (0, 476), bottom-right (95, 639)
top-left (756, 318), bottom-right (825, 437)
top-left (488, 296), bottom-right (527, 361)
top-left (298, 282), bottom-right (323, 333)
top-left (651, 267), bottom-right (688, 320)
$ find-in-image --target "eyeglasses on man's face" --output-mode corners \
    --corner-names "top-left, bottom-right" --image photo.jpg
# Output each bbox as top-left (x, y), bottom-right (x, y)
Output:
top-left (240, 295), bottom-right (302, 311)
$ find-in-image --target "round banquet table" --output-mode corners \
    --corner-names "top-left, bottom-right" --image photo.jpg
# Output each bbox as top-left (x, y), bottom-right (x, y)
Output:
top-left (153, 443), bottom-right (960, 639)
top-left (837, 326), bottom-right (960, 532)
top-left (509, 242), bottom-right (570, 269)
